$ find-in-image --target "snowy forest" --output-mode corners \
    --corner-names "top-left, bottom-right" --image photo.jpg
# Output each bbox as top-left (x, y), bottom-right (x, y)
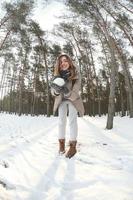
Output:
top-left (0, 0), bottom-right (133, 129)
top-left (0, 1), bottom-right (133, 200)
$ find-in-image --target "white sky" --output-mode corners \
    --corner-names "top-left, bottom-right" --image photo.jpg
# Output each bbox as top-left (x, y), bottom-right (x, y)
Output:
top-left (32, 0), bottom-right (66, 31)
top-left (0, 0), bottom-right (66, 31)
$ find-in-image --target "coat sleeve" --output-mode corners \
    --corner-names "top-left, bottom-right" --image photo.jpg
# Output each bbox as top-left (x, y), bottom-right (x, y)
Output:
top-left (51, 88), bottom-right (60, 97)
top-left (66, 79), bottom-right (81, 101)
top-left (50, 76), bottom-right (61, 97)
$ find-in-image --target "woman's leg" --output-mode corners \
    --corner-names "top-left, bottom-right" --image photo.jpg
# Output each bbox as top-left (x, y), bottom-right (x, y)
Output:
top-left (68, 101), bottom-right (78, 141)
top-left (65, 101), bottom-right (78, 158)
top-left (58, 101), bottom-right (68, 139)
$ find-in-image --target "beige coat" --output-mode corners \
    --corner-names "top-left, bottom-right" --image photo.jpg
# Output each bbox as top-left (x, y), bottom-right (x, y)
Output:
top-left (52, 78), bottom-right (85, 117)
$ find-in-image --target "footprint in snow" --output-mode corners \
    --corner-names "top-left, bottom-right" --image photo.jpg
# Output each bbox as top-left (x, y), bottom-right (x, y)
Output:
top-left (0, 160), bottom-right (9, 168)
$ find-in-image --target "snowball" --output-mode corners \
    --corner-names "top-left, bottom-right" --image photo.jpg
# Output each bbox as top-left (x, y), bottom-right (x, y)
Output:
top-left (53, 77), bottom-right (65, 86)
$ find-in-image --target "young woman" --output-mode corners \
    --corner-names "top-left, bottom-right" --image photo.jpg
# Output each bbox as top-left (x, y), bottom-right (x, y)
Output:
top-left (51, 54), bottom-right (84, 158)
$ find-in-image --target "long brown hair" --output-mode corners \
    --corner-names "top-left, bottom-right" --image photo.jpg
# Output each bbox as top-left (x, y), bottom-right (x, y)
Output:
top-left (54, 54), bottom-right (77, 80)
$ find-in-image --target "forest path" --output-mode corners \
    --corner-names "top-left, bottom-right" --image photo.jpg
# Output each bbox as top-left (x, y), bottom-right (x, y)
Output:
top-left (0, 114), bottom-right (133, 200)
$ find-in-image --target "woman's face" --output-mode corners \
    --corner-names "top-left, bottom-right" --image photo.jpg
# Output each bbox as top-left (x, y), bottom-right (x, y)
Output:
top-left (59, 56), bottom-right (70, 71)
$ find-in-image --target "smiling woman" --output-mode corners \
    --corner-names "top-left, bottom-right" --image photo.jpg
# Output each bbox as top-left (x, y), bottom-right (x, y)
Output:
top-left (51, 54), bottom-right (85, 158)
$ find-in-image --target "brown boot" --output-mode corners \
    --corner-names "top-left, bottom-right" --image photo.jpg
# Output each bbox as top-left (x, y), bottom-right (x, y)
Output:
top-left (65, 141), bottom-right (77, 158)
top-left (59, 139), bottom-right (65, 154)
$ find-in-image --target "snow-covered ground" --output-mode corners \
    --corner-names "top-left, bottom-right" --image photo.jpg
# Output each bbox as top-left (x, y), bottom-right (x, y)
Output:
top-left (0, 113), bottom-right (133, 200)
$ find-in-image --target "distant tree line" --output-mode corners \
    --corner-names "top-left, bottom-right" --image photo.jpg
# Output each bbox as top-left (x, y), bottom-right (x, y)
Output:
top-left (0, 0), bottom-right (133, 129)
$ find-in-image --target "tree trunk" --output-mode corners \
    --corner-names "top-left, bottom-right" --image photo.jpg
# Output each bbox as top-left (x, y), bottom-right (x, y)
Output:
top-left (114, 42), bottom-right (133, 117)
top-left (89, 46), bottom-right (101, 116)
top-left (120, 85), bottom-right (126, 117)
top-left (106, 36), bottom-right (118, 129)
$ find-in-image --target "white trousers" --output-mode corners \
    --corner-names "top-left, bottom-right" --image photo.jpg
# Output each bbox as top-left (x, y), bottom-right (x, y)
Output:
top-left (58, 100), bottom-right (78, 141)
